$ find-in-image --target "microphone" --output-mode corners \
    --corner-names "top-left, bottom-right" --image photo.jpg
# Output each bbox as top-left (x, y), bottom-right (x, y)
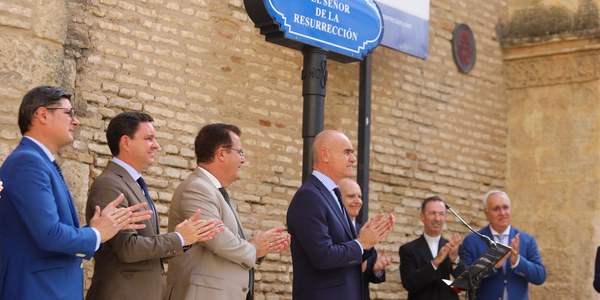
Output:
top-left (444, 202), bottom-right (496, 248)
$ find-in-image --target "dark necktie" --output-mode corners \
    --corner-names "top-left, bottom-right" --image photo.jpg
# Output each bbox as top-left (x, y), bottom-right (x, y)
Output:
top-left (333, 187), bottom-right (357, 238)
top-left (52, 160), bottom-right (78, 225)
top-left (136, 177), bottom-right (157, 230)
top-left (52, 160), bottom-right (65, 181)
top-left (218, 187), bottom-right (254, 300)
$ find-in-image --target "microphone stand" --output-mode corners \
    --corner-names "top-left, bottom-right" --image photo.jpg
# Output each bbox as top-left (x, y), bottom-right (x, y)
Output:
top-left (444, 202), bottom-right (496, 300)
top-left (444, 202), bottom-right (496, 248)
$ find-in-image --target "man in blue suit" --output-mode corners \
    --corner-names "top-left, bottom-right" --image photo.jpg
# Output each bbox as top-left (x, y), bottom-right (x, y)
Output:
top-left (286, 130), bottom-right (394, 300)
top-left (460, 190), bottom-right (546, 300)
top-left (0, 86), bottom-right (150, 299)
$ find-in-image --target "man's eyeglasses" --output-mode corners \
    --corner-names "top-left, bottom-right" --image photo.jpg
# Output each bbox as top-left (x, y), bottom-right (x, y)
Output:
top-left (46, 107), bottom-right (76, 119)
top-left (227, 147), bottom-right (245, 157)
top-left (424, 211), bottom-right (446, 217)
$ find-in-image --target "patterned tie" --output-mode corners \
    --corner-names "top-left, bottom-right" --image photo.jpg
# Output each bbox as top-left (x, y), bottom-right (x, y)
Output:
top-left (218, 187), bottom-right (253, 300)
top-left (136, 177), bottom-right (157, 230)
top-left (495, 234), bottom-right (509, 300)
top-left (333, 187), bottom-right (356, 238)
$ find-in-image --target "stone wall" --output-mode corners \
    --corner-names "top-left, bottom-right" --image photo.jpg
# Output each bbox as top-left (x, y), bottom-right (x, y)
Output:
top-left (503, 1), bottom-right (600, 299)
top-left (1, 0), bottom-right (511, 299)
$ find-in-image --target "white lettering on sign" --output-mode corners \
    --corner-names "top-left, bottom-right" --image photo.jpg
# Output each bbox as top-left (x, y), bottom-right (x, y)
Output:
top-left (293, 13), bottom-right (359, 41)
top-left (311, 0), bottom-right (351, 14)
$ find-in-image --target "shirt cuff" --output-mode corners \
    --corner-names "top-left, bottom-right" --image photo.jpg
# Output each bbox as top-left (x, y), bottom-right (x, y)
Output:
top-left (354, 239), bottom-right (364, 253)
top-left (175, 232), bottom-right (185, 246)
top-left (511, 255), bottom-right (520, 269)
top-left (91, 227), bottom-right (101, 251)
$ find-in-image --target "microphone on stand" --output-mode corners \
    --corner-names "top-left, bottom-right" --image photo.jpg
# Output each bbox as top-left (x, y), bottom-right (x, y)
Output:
top-left (444, 202), bottom-right (496, 248)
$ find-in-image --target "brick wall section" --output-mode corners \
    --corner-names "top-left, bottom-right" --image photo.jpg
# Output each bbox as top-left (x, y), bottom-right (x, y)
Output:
top-left (1, 0), bottom-right (510, 299)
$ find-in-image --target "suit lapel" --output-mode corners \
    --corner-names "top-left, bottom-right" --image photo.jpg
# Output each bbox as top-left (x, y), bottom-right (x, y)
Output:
top-left (415, 235), bottom-right (434, 262)
top-left (309, 175), bottom-right (355, 240)
top-left (107, 161), bottom-right (158, 233)
top-left (194, 168), bottom-right (245, 238)
top-left (22, 138), bottom-right (80, 227)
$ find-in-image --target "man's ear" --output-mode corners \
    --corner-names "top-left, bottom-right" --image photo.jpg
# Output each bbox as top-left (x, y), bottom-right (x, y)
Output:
top-left (34, 107), bottom-right (49, 125)
top-left (320, 148), bottom-right (329, 163)
top-left (216, 146), bottom-right (226, 162)
top-left (120, 135), bottom-right (130, 152)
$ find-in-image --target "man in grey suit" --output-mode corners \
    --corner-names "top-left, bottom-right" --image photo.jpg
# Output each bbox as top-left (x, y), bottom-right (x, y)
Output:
top-left (85, 112), bottom-right (224, 300)
top-left (165, 123), bottom-right (290, 300)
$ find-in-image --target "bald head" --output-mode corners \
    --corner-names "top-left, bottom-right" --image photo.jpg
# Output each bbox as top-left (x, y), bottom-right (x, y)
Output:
top-left (312, 130), bottom-right (356, 183)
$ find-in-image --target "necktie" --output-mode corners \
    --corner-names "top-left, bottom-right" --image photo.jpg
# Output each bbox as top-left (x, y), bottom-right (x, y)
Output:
top-left (218, 187), bottom-right (253, 299)
top-left (333, 187), bottom-right (356, 238)
top-left (52, 160), bottom-right (78, 225)
top-left (495, 234), bottom-right (509, 300)
top-left (52, 160), bottom-right (65, 182)
top-left (137, 177), bottom-right (157, 230)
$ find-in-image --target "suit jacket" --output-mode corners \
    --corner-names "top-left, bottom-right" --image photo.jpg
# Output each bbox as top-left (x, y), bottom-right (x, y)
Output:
top-left (165, 167), bottom-right (257, 300)
top-left (85, 161), bottom-right (182, 300)
top-left (593, 246), bottom-right (600, 293)
top-left (357, 223), bottom-right (385, 300)
top-left (399, 235), bottom-right (465, 300)
top-left (0, 138), bottom-right (97, 299)
top-left (460, 226), bottom-right (546, 300)
top-left (286, 174), bottom-right (370, 300)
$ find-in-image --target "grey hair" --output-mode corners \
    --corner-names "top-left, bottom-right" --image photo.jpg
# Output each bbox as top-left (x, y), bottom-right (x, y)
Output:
top-left (482, 190), bottom-right (510, 209)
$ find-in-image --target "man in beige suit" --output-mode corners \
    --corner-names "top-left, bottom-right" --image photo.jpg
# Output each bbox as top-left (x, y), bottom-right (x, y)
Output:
top-left (85, 112), bottom-right (224, 300)
top-left (166, 123), bottom-right (290, 300)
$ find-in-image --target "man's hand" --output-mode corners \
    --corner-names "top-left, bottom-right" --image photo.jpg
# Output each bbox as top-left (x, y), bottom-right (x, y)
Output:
top-left (90, 194), bottom-right (151, 242)
top-left (175, 209), bottom-right (225, 246)
top-left (509, 233), bottom-right (520, 265)
top-left (373, 249), bottom-right (392, 273)
top-left (432, 233), bottom-right (461, 268)
top-left (250, 226), bottom-right (291, 258)
top-left (356, 213), bottom-right (394, 249)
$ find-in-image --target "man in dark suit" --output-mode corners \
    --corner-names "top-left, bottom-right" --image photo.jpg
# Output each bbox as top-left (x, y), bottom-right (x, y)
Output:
top-left (460, 190), bottom-right (546, 300)
top-left (338, 178), bottom-right (392, 300)
top-left (0, 86), bottom-right (149, 299)
top-left (286, 130), bottom-right (394, 300)
top-left (399, 196), bottom-right (465, 300)
top-left (85, 112), bottom-right (223, 299)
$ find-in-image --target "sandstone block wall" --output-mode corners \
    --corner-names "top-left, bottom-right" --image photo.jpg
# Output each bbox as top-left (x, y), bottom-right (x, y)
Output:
top-left (504, 1), bottom-right (600, 299)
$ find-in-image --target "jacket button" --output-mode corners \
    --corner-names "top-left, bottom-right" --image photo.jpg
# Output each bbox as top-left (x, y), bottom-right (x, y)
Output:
top-left (243, 287), bottom-right (248, 292)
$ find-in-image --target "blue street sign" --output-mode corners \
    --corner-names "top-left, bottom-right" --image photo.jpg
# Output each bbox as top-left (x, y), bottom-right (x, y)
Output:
top-left (246, 0), bottom-right (384, 62)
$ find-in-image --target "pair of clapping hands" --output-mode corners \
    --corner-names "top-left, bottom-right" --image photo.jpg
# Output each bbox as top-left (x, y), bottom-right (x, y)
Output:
top-left (89, 194), bottom-right (224, 244)
top-left (357, 213), bottom-right (395, 250)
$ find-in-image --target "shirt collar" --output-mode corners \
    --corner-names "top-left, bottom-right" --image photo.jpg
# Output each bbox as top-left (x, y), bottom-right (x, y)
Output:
top-left (490, 225), bottom-right (511, 236)
top-left (424, 233), bottom-right (441, 244)
top-left (111, 157), bottom-right (141, 181)
top-left (312, 170), bottom-right (337, 193)
top-left (25, 136), bottom-right (54, 162)
top-left (197, 166), bottom-right (222, 189)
